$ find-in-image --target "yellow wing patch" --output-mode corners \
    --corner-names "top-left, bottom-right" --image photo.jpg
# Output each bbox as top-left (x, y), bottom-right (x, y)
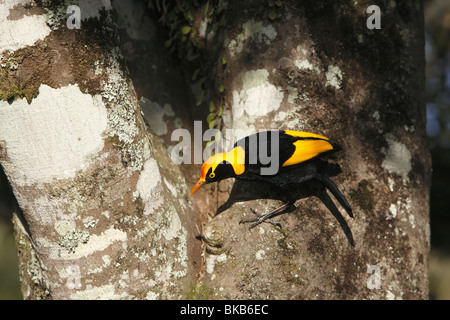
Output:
top-left (282, 139), bottom-right (334, 167)
top-left (284, 130), bottom-right (330, 141)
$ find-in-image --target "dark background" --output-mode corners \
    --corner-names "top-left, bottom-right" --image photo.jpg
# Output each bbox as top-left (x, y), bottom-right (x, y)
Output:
top-left (424, 0), bottom-right (450, 300)
top-left (0, 0), bottom-right (449, 299)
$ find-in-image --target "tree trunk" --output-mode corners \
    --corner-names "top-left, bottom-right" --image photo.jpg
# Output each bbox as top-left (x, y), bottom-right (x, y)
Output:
top-left (183, 0), bottom-right (430, 299)
top-left (0, 0), bottom-right (200, 299)
top-left (0, 0), bottom-right (430, 300)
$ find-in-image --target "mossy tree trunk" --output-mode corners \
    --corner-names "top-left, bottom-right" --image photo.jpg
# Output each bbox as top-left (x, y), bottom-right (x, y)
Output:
top-left (1, 0), bottom-right (430, 300)
top-left (0, 0), bottom-right (201, 299)
top-left (158, 0), bottom-right (429, 299)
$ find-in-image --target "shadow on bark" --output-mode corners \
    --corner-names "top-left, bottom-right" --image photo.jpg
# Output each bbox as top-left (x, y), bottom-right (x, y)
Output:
top-left (215, 161), bottom-right (355, 246)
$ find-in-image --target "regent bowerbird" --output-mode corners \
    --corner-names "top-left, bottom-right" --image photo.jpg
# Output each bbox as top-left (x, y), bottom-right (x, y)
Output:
top-left (191, 130), bottom-right (353, 239)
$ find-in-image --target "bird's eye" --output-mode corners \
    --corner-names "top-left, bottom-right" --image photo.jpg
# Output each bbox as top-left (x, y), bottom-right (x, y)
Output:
top-left (209, 172), bottom-right (215, 179)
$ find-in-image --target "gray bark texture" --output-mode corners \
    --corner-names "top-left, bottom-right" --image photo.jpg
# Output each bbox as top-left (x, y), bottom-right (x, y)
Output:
top-left (0, 0), bottom-right (430, 300)
top-left (0, 0), bottom-right (201, 299)
top-left (173, 0), bottom-right (430, 299)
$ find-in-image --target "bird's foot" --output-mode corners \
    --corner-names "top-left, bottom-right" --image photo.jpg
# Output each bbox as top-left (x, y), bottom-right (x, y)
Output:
top-left (239, 208), bottom-right (282, 229)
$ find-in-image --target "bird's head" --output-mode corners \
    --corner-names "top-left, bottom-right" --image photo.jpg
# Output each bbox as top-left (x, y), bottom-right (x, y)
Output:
top-left (191, 146), bottom-right (246, 195)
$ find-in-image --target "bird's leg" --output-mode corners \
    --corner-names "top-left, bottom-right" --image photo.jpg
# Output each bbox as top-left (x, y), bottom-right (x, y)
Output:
top-left (239, 201), bottom-right (296, 229)
top-left (242, 208), bottom-right (283, 229)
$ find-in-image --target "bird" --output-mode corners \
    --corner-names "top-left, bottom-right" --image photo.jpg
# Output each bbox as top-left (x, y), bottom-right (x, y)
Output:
top-left (191, 130), bottom-right (353, 229)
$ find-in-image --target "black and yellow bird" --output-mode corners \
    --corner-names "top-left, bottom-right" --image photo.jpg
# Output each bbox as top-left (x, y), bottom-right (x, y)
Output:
top-left (191, 130), bottom-right (353, 229)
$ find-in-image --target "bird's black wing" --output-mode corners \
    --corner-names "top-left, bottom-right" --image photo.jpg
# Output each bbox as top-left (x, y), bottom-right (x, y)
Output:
top-left (234, 130), bottom-right (335, 176)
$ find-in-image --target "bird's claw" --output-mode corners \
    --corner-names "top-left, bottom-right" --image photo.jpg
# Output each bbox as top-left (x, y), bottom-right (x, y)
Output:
top-left (239, 208), bottom-right (282, 229)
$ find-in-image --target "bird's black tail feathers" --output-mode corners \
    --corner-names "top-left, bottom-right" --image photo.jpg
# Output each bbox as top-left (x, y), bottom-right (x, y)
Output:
top-left (315, 173), bottom-right (353, 218)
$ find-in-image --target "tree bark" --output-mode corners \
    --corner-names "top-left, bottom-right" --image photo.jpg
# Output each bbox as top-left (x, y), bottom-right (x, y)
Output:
top-left (0, 0), bottom-right (430, 300)
top-left (0, 0), bottom-right (200, 299)
top-left (185, 0), bottom-right (430, 299)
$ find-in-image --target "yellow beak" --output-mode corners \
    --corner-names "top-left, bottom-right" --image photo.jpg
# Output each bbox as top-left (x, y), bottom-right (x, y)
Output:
top-left (191, 179), bottom-right (205, 195)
